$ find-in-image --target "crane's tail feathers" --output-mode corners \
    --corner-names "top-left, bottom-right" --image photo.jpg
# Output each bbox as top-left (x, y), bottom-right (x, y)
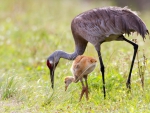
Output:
top-left (122, 9), bottom-right (149, 40)
top-left (146, 30), bottom-right (150, 39)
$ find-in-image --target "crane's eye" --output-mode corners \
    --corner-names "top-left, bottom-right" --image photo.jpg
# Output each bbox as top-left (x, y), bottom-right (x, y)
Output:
top-left (64, 81), bottom-right (67, 84)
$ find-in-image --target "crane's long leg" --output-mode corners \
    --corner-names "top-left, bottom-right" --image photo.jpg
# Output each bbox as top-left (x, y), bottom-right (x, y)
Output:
top-left (97, 50), bottom-right (106, 98)
top-left (123, 37), bottom-right (138, 89)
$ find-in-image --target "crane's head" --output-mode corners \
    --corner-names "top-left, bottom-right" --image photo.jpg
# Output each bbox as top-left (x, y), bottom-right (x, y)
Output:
top-left (64, 76), bottom-right (75, 91)
top-left (47, 53), bottom-right (59, 89)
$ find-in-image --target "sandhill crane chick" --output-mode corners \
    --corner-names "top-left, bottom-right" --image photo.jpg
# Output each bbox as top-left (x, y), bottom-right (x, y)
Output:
top-left (64, 55), bottom-right (97, 101)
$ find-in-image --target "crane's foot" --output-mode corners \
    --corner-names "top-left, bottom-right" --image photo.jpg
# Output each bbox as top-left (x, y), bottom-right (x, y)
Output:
top-left (126, 82), bottom-right (131, 93)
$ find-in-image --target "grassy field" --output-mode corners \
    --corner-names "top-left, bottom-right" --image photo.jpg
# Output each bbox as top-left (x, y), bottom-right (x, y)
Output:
top-left (0, 0), bottom-right (150, 112)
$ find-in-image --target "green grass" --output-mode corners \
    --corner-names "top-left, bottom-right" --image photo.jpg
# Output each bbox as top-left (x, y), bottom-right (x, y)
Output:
top-left (0, 0), bottom-right (150, 112)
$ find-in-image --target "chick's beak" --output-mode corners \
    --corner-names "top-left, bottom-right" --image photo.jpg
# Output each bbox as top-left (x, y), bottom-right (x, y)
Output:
top-left (65, 85), bottom-right (68, 91)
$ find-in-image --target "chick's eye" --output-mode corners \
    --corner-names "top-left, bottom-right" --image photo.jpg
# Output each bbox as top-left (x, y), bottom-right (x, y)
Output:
top-left (64, 81), bottom-right (67, 84)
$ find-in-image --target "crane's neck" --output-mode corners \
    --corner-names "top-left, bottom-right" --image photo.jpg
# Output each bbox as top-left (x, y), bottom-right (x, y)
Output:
top-left (49, 45), bottom-right (86, 66)
top-left (53, 50), bottom-right (78, 62)
top-left (61, 50), bottom-right (78, 60)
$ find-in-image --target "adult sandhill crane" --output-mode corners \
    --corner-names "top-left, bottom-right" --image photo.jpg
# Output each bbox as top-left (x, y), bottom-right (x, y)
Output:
top-left (47, 6), bottom-right (149, 98)
top-left (64, 55), bottom-right (97, 101)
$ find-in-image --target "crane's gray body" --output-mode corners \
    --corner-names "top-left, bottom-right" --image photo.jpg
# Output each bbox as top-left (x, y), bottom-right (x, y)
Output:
top-left (71, 7), bottom-right (148, 52)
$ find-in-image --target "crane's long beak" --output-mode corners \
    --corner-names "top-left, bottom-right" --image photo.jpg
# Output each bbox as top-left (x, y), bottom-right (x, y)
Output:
top-left (50, 69), bottom-right (54, 89)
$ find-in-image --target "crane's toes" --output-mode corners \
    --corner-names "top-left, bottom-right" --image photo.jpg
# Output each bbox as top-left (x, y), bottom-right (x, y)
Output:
top-left (126, 82), bottom-right (131, 89)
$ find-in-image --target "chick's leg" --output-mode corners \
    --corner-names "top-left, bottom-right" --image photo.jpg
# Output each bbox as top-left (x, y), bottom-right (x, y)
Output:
top-left (84, 75), bottom-right (89, 100)
top-left (79, 78), bottom-right (86, 101)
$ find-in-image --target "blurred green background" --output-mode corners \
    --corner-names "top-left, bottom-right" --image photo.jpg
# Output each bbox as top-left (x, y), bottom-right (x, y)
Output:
top-left (0, 0), bottom-right (150, 112)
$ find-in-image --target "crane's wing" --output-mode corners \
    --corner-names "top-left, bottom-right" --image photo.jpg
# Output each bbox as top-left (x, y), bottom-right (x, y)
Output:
top-left (72, 7), bottom-right (149, 41)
